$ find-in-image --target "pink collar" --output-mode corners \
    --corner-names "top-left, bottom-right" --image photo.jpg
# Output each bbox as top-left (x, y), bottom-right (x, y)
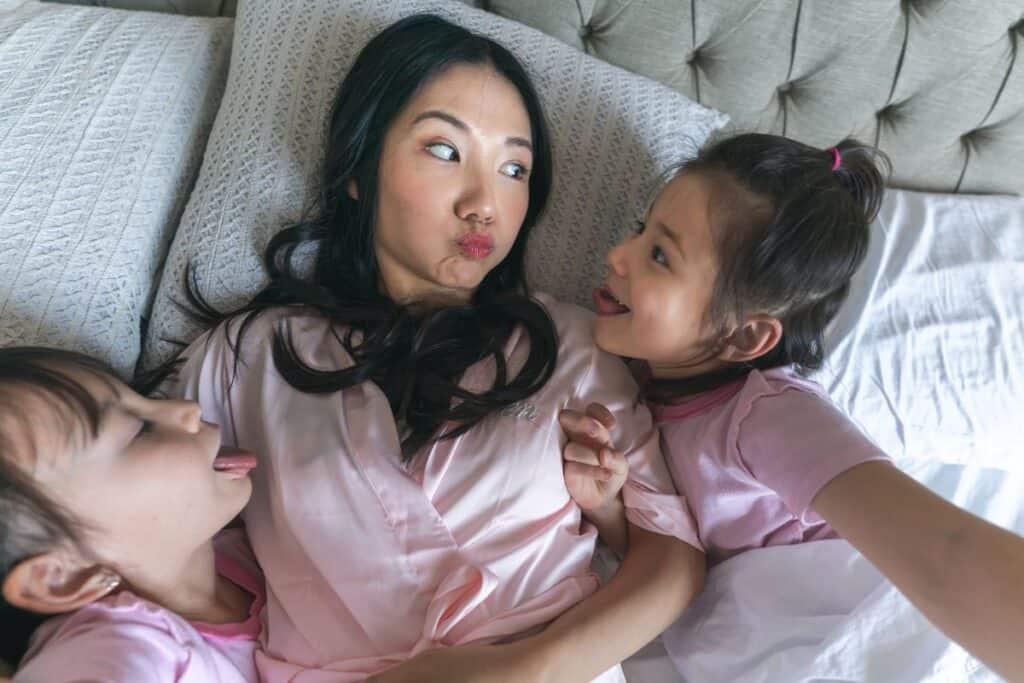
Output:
top-left (190, 551), bottom-right (265, 641)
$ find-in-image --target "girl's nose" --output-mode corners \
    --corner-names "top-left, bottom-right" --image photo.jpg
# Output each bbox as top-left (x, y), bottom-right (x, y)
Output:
top-left (606, 242), bottom-right (629, 277)
top-left (163, 400), bottom-right (202, 433)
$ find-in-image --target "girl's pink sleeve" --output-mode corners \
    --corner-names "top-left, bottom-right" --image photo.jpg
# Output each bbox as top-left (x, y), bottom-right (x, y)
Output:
top-left (573, 345), bottom-right (703, 552)
top-left (737, 385), bottom-right (892, 521)
top-left (16, 620), bottom-right (182, 683)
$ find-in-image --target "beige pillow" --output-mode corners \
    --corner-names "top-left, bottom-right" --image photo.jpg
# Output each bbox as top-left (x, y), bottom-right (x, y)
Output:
top-left (0, 2), bottom-right (232, 375)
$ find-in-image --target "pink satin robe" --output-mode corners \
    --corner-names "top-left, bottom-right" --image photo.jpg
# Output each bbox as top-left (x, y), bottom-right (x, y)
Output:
top-left (169, 294), bottom-right (700, 681)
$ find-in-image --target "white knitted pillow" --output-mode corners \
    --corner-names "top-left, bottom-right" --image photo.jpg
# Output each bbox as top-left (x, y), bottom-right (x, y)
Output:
top-left (0, 2), bottom-right (232, 375)
top-left (141, 0), bottom-right (727, 368)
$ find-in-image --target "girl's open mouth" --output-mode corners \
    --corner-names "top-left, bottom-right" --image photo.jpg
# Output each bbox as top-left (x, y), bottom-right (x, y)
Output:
top-left (593, 286), bottom-right (630, 316)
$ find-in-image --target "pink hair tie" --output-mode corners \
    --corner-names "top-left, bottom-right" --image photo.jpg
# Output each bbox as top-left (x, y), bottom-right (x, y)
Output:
top-left (828, 147), bottom-right (841, 171)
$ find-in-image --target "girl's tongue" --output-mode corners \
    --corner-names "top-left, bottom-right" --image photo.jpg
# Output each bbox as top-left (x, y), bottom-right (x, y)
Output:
top-left (593, 286), bottom-right (630, 316)
top-left (213, 446), bottom-right (258, 476)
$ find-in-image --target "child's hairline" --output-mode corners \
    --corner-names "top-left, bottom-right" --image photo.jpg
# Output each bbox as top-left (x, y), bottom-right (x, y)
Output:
top-left (0, 352), bottom-right (122, 580)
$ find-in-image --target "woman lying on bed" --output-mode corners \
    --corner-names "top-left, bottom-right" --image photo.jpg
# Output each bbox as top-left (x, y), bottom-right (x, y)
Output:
top-left (161, 14), bottom-right (704, 682)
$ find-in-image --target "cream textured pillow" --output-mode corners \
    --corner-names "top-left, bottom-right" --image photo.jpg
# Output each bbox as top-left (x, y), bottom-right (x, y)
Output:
top-left (141, 0), bottom-right (727, 368)
top-left (0, 2), bottom-right (232, 375)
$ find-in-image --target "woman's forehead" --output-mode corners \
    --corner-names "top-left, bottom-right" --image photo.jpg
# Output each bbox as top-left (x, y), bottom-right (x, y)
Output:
top-left (401, 64), bottom-right (531, 137)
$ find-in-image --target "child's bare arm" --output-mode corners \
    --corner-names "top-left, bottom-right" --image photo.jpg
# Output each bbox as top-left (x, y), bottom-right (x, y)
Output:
top-left (812, 461), bottom-right (1024, 681)
top-left (369, 525), bottom-right (704, 683)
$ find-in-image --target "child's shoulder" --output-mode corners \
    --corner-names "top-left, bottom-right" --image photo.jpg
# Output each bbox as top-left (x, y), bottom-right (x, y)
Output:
top-left (19, 593), bottom-right (197, 680)
top-left (734, 367), bottom-right (867, 448)
top-left (742, 366), bottom-right (830, 402)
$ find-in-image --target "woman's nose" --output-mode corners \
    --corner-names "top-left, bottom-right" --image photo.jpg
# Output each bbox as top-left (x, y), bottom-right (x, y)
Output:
top-left (455, 170), bottom-right (496, 226)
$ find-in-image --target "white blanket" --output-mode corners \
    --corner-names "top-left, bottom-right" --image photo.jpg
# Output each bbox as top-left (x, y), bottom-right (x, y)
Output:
top-left (642, 458), bottom-right (1024, 682)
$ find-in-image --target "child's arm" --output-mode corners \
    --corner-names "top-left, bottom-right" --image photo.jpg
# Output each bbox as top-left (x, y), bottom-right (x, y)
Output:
top-left (812, 461), bottom-right (1024, 681)
top-left (370, 524), bottom-right (705, 683)
top-left (559, 403), bottom-right (629, 554)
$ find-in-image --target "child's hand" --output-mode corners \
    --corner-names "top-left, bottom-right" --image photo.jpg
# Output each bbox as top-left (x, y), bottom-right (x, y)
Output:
top-left (558, 402), bottom-right (628, 513)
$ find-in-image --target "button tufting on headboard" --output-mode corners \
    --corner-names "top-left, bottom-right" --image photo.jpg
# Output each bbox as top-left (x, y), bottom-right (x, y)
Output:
top-left (462, 0), bottom-right (1024, 195)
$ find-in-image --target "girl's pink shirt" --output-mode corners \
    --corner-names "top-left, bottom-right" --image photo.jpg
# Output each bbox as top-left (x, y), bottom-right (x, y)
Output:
top-left (15, 528), bottom-right (263, 682)
top-left (653, 366), bottom-right (892, 566)
top-left (168, 294), bottom-right (701, 682)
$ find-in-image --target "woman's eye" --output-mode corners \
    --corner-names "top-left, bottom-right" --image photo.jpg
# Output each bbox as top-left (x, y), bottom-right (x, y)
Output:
top-left (651, 245), bottom-right (669, 267)
top-left (426, 142), bottom-right (458, 161)
top-left (499, 162), bottom-right (529, 180)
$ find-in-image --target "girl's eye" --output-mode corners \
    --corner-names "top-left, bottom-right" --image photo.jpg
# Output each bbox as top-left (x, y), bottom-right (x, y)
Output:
top-left (651, 245), bottom-right (669, 267)
top-left (499, 162), bottom-right (529, 180)
top-left (426, 142), bottom-right (458, 162)
top-left (634, 220), bottom-right (647, 235)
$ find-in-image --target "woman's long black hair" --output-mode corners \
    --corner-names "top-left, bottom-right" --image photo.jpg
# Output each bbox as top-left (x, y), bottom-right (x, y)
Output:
top-left (177, 14), bottom-right (558, 459)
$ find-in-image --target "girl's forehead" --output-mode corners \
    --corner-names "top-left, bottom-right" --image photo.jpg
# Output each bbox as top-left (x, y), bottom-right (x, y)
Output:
top-left (0, 372), bottom-right (124, 470)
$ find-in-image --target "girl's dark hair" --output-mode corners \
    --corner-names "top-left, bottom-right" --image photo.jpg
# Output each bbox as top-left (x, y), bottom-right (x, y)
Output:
top-left (647, 133), bottom-right (890, 401)
top-left (178, 14), bottom-right (557, 459)
top-left (0, 347), bottom-right (119, 661)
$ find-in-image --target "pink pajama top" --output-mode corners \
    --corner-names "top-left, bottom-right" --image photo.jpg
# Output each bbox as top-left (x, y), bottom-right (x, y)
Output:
top-left (170, 293), bottom-right (700, 682)
top-left (655, 366), bottom-right (892, 566)
top-left (15, 529), bottom-right (263, 682)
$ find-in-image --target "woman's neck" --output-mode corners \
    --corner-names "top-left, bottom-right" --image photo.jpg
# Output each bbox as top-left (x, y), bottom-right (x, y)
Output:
top-left (126, 542), bottom-right (251, 625)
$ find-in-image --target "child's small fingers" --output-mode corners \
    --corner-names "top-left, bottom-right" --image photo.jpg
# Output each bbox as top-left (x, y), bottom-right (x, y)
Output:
top-left (564, 441), bottom-right (601, 467)
top-left (558, 409), bottom-right (586, 433)
top-left (585, 403), bottom-right (617, 431)
top-left (564, 461), bottom-right (613, 482)
top-left (560, 409), bottom-right (611, 449)
top-left (598, 448), bottom-right (629, 476)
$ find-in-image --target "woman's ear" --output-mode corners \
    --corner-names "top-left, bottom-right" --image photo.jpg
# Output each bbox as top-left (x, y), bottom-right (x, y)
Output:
top-left (2, 552), bottom-right (119, 615)
top-left (717, 315), bottom-right (783, 364)
top-left (346, 178), bottom-right (359, 200)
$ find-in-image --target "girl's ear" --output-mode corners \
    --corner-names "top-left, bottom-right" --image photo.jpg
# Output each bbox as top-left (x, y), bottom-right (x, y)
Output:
top-left (346, 178), bottom-right (359, 200)
top-left (717, 315), bottom-right (782, 364)
top-left (2, 552), bottom-right (119, 615)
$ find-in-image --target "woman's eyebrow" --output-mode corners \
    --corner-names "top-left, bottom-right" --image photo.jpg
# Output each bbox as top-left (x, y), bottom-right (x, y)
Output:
top-left (412, 109), bottom-right (467, 131)
top-left (411, 109), bottom-right (532, 152)
top-left (506, 136), bottom-right (532, 152)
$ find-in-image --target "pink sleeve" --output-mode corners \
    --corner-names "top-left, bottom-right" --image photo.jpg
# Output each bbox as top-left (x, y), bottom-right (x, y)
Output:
top-left (736, 386), bottom-right (892, 520)
top-left (16, 621), bottom-right (183, 683)
top-left (573, 346), bottom-right (703, 551)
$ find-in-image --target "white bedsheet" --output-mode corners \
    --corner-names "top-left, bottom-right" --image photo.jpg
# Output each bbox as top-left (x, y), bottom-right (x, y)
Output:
top-left (815, 189), bottom-right (1024, 473)
top-left (626, 458), bottom-right (1024, 682)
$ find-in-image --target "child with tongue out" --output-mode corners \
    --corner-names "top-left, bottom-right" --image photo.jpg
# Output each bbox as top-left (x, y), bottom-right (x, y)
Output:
top-left (563, 133), bottom-right (1024, 681)
top-left (0, 347), bottom-right (263, 682)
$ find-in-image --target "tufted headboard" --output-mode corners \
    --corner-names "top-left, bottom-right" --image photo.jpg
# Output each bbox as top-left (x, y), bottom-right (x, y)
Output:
top-left (462, 1), bottom-right (1024, 196)
top-left (46, 0), bottom-right (1023, 194)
